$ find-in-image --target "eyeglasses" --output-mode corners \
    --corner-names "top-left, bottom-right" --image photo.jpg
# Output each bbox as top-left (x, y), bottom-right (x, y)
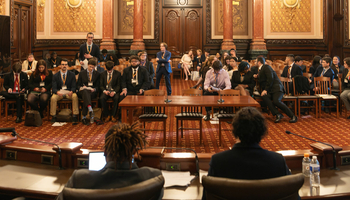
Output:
top-left (131, 60), bottom-right (139, 63)
top-left (61, 64), bottom-right (68, 66)
top-left (87, 37), bottom-right (93, 39)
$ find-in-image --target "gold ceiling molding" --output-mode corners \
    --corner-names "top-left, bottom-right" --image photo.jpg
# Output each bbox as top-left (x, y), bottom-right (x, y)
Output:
top-left (280, 0), bottom-right (302, 24)
top-left (65, 0), bottom-right (85, 8)
top-left (37, 0), bottom-right (45, 32)
top-left (65, 0), bottom-right (86, 25)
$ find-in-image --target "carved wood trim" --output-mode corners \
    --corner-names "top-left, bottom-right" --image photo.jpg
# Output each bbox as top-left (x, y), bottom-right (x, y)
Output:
top-left (34, 39), bottom-right (101, 46)
top-left (266, 39), bottom-right (326, 45)
top-left (344, 0), bottom-right (350, 46)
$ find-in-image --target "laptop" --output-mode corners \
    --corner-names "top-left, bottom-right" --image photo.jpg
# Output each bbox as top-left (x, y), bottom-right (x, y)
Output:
top-left (88, 152), bottom-right (106, 171)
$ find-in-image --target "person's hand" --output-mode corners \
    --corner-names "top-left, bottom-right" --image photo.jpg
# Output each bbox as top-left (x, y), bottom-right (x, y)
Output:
top-left (80, 61), bottom-right (84, 65)
top-left (208, 87), bottom-right (213, 93)
top-left (261, 90), bottom-right (267, 96)
top-left (41, 88), bottom-right (46, 93)
top-left (34, 88), bottom-right (40, 92)
top-left (57, 91), bottom-right (63, 97)
top-left (243, 85), bottom-right (248, 88)
top-left (68, 91), bottom-right (73, 97)
top-left (139, 89), bottom-right (144, 94)
top-left (253, 74), bottom-right (258, 78)
top-left (8, 88), bottom-right (12, 93)
top-left (168, 60), bottom-right (171, 63)
top-left (110, 92), bottom-right (115, 97)
top-left (104, 90), bottom-right (110, 95)
top-left (110, 56), bottom-right (113, 60)
top-left (197, 66), bottom-right (200, 71)
top-left (91, 88), bottom-right (95, 92)
top-left (334, 79), bottom-right (338, 82)
top-left (84, 53), bottom-right (92, 59)
top-left (308, 79), bottom-right (312, 83)
top-left (156, 58), bottom-right (159, 61)
top-left (21, 88), bottom-right (25, 93)
top-left (83, 85), bottom-right (87, 89)
top-left (121, 90), bottom-right (127, 96)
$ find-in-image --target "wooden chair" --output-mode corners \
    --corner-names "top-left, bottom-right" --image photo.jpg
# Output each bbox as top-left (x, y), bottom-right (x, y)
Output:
top-left (293, 77), bottom-right (319, 118)
top-left (171, 58), bottom-right (183, 80)
top-left (217, 89), bottom-right (240, 146)
top-left (314, 77), bottom-right (339, 118)
top-left (5, 98), bottom-right (27, 121)
top-left (279, 77), bottom-right (298, 115)
top-left (138, 89), bottom-right (167, 145)
top-left (175, 89), bottom-right (203, 144)
top-left (0, 78), bottom-right (4, 117)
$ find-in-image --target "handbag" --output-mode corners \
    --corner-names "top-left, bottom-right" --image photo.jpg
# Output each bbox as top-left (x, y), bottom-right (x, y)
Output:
top-left (24, 110), bottom-right (42, 127)
top-left (178, 63), bottom-right (182, 69)
top-left (191, 71), bottom-right (200, 81)
top-left (57, 109), bottom-right (72, 122)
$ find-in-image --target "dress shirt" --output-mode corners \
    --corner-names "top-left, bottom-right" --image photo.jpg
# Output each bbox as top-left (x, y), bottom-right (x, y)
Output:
top-left (321, 67), bottom-right (330, 76)
top-left (204, 68), bottom-right (231, 90)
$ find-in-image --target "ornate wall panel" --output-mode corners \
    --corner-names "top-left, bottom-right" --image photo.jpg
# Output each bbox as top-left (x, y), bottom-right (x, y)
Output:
top-left (0, 0), bottom-right (5, 15)
top-left (53, 0), bottom-right (96, 32)
top-left (37, 0), bottom-right (45, 32)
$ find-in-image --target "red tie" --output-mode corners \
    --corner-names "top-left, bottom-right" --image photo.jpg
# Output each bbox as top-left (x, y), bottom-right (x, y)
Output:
top-left (14, 74), bottom-right (19, 92)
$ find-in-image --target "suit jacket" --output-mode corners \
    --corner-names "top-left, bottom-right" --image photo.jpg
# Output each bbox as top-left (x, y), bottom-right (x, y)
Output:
top-left (77, 69), bottom-right (100, 93)
top-left (95, 66), bottom-right (105, 73)
top-left (258, 64), bottom-right (284, 94)
top-left (22, 60), bottom-right (38, 74)
top-left (3, 71), bottom-right (28, 91)
top-left (122, 66), bottom-right (150, 94)
top-left (300, 65), bottom-right (307, 73)
top-left (311, 67), bottom-right (334, 83)
top-left (309, 64), bottom-right (322, 76)
top-left (48, 57), bottom-right (62, 69)
top-left (52, 70), bottom-right (77, 94)
top-left (250, 66), bottom-right (259, 75)
top-left (28, 70), bottom-right (53, 93)
top-left (342, 68), bottom-right (350, 90)
top-left (79, 43), bottom-right (101, 62)
top-left (231, 71), bottom-right (255, 93)
top-left (56, 161), bottom-right (163, 200)
top-left (100, 70), bottom-right (122, 93)
top-left (331, 64), bottom-right (344, 79)
top-left (140, 60), bottom-right (155, 86)
top-left (156, 51), bottom-right (172, 73)
top-left (281, 63), bottom-right (303, 79)
top-left (195, 54), bottom-right (206, 67)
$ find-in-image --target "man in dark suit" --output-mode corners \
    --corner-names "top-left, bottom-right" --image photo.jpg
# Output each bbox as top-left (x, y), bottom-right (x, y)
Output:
top-left (139, 51), bottom-right (155, 89)
top-left (50, 58), bottom-right (79, 123)
top-left (99, 49), bottom-right (109, 62)
top-left (79, 32), bottom-right (100, 65)
top-left (48, 52), bottom-right (62, 69)
top-left (295, 56), bottom-right (307, 73)
top-left (155, 42), bottom-right (172, 95)
top-left (56, 123), bottom-right (163, 200)
top-left (0, 62), bottom-right (28, 123)
top-left (281, 54), bottom-right (303, 80)
top-left (257, 57), bottom-right (297, 123)
top-left (202, 107), bottom-right (292, 200)
top-left (310, 57), bottom-right (334, 91)
top-left (77, 58), bottom-right (100, 125)
top-left (99, 61), bottom-right (121, 123)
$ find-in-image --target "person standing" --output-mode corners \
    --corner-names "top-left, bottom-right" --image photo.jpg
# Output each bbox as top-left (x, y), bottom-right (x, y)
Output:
top-left (139, 51), bottom-right (155, 89)
top-left (79, 32), bottom-right (101, 68)
top-left (155, 43), bottom-right (172, 95)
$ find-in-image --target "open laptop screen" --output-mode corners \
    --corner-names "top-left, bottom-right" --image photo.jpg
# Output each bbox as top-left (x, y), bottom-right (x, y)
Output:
top-left (88, 152), bottom-right (106, 171)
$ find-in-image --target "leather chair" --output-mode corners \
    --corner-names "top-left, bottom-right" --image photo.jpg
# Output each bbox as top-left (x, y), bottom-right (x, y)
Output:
top-left (62, 175), bottom-right (164, 200)
top-left (202, 173), bottom-right (304, 200)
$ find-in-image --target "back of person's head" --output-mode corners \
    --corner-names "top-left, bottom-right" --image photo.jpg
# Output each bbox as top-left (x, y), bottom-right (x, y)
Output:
top-left (88, 57), bottom-right (97, 66)
top-left (312, 56), bottom-right (322, 66)
top-left (206, 55), bottom-right (216, 67)
top-left (212, 60), bottom-right (223, 71)
top-left (12, 62), bottom-right (22, 73)
top-left (322, 57), bottom-right (332, 66)
top-left (344, 57), bottom-right (350, 67)
top-left (232, 107), bottom-right (267, 145)
top-left (286, 54), bottom-right (295, 62)
top-left (102, 49), bottom-right (108, 54)
top-left (324, 54), bottom-right (331, 58)
top-left (295, 56), bottom-right (303, 62)
top-left (238, 61), bottom-right (250, 73)
top-left (106, 61), bottom-right (114, 71)
top-left (104, 122), bottom-right (147, 169)
top-left (257, 56), bottom-right (265, 65)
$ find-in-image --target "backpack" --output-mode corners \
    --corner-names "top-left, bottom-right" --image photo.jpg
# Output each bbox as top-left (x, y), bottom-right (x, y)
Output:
top-left (24, 110), bottom-right (42, 127)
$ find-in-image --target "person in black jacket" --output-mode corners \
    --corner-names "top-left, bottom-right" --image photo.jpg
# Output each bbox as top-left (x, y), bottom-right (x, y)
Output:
top-left (281, 54), bottom-right (303, 80)
top-left (295, 56), bottom-right (306, 73)
top-left (27, 60), bottom-right (53, 118)
top-left (231, 61), bottom-right (255, 96)
top-left (79, 32), bottom-right (100, 64)
top-left (195, 49), bottom-right (206, 71)
top-left (309, 56), bottom-right (322, 75)
top-left (139, 51), bottom-right (155, 89)
top-left (0, 62), bottom-right (28, 123)
top-left (340, 57), bottom-right (350, 118)
top-left (310, 57), bottom-right (334, 91)
top-left (331, 56), bottom-right (344, 88)
top-left (49, 52), bottom-right (62, 69)
top-left (229, 48), bottom-right (242, 62)
top-left (256, 57), bottom-right (297, 123)
top-left (99, 49), bottom-right (109, 62)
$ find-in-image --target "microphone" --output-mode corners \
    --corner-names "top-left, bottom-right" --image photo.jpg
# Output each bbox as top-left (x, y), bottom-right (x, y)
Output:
top-left (217, 90), bottom-right (224, 103)
top-left (9, 128), bottom-right (64, 170)
top-left (146, 146), bottom-right (199, 176)
top-left (286, 130), bottom-right (338, 170)
top-left (0, 127), bottom-right (15, 132)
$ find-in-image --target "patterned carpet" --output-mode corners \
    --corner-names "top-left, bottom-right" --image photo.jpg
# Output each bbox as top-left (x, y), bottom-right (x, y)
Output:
top-left (0, 77), bottom-right (349, 153)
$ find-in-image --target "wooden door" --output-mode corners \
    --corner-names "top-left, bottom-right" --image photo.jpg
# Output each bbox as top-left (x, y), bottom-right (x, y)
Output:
top-left (163, 9), bottom-right (182, 54)
top-left (183, 9), bottom-right (202, 53)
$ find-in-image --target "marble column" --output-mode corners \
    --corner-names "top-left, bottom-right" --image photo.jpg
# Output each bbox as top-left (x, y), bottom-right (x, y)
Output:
top-left (130, 0), bottom-right (145, 54)
top-left (221, 0), bottom-right (236, 51)
top-left (249, 0), bottom-right (268, 60)
top-left (100, 0), bottom-right (116, 50)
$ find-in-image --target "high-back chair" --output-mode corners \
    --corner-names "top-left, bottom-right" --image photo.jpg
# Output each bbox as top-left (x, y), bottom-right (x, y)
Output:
top-left (314, 76), bottom-right (339, 118)
top-left (293, 76), bottom-right (319, 118)
top-left (279, 77), bottom-right (297, 115)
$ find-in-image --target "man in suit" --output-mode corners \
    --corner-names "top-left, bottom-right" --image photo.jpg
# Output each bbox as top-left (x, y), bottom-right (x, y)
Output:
top-left (0, 62), bottom-right (28, 123)
top-left (49, 52), bottom-right (62, 69)
top-left (56, 123), bottom-right (163, 200)
top-left (79, 32), bottom-right (100, 65)
top-left (257, 57), bottom-right (297, 123)
top-left (281, 54), bottom-right (303, 81)
top-left (202, 107), bottom-right (292, 200)
top-left (99, 49), bottom-right (109, 62)
top-left (77, 58), bottom-right (100, 125)
top-left (100, 61), bottom-right (121, 123)
top-left (310, 57), bottom-right (334, 91)
top-left (295, 56), bottom-right (307, 73)
top-left (50, 58), bottom-right (79, 124)
top-left (155, 42), bottom-right (172, 95)
top-left (139, 51), bottom-right (155, 89)
top-left (120, 55), bottom-right (150, 99)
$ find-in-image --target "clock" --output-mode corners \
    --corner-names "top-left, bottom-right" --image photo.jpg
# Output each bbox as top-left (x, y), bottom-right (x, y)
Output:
top-left (66, 0), bottom-right (84, 8)
top-left (281, 0), bottom-right (301, 8)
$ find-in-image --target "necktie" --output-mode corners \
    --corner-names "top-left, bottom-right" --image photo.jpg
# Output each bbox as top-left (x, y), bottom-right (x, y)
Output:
top-left (287, 66), bottom-right (292, 79)
top-left (321, 69), bottom-right (325, 77)
top-left (133, 69), bottom-right (137, 79)
top-left (88, 46), bottom-right (91, 52)
top-left (89, 72), bottom-right (92, 81)
top-left (215, 73), bottom-right (218, 86)
top-left (108, 73), bottom-right (111, 82)
top-left (14, 74), bottom-right (19, 92)
top-left (63, 74), bottom-right (66, 82)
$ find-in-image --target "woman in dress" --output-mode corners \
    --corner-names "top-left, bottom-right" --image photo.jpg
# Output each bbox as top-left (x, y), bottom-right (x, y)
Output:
top-left (181, 50), bottom-right (194, 81)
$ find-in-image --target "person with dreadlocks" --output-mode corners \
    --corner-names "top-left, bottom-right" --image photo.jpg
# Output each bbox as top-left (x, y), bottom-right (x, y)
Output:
top-left (56, 122), bottom-right (163, 200)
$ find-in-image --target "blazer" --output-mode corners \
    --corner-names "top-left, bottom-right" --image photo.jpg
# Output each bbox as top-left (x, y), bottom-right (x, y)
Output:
top-left (22, 60), bottom-right (38, 73)
top-left (3, 71), bottom-right (28, 91)
top-left (231, 71), bottom-right (255, 93)
top-left (121, 66), bottom-right (150, 94)
top-left (250, 66), bottom-right (259, 75)
top-left (56, 161), bottom-right (163, 200)
top-left (141, 60), bottom-right (155, 86)
top-left (281, 63), bottom-right (303, 79)
top-left (309, 64), bottom-right (322, 75)
top-left (258, 64), bottom-right (284, 94)
top-left (99, 70), bottom-right (122, 93)
top-left (95, 66), bottom-right (105, 73)
top-left (48, 57), bottom-right (62, 69)
top-left (52, 70), bottom-right (77, 94)
top-left (79, 43), bottom-right (101, 62)
top-left (300, 65), bottom-right (307, 73)
top-left (342, 68), bottom-right (350, 90)
top-left (156, 51), bottom-right (172, 73)
top-left (331, 64), bottom-right (344, 79)
top-left (77, 69), bottom-right (100, 93)
top-left (195, 54), bottom-right (206, 67)
top-left (311, 67), bottom-right (334, 83)
top-left (28, 70), bottom-right (53, 93)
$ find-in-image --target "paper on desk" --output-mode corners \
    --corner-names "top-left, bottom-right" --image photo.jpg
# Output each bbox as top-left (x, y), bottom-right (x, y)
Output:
top-left (52, 122), bottom-right (67, 127)
top-left (162, 171), bottom-right (196, 188)
top-left (59, 89), bottom-right (70, 95)
top-left (79, 87), bottom-right (94, 91)
top-left (199, 170), bottom-right (208, 183)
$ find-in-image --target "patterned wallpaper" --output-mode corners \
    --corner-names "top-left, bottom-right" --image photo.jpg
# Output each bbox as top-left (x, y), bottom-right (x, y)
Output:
top-left (54, 0), bottom-right (96, 32)
top-left (37, 1), bottom-right (45, 32)
top-left (270, 0), bottom-right (311, 32)
top-left (0, 0), bottom-right (5, 15)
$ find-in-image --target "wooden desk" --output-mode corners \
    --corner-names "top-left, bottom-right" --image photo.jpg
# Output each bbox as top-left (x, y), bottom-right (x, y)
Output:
top-left (119, 95), bottom-right (260, 124)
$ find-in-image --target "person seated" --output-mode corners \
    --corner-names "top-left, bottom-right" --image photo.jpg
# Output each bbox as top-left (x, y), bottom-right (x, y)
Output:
top-left (28, 60), bottom-right (53, 118)
top-left (281, 54), bottom-right (303, 81)
top-left (191, 55), bottom-right (216, 89)
top-left (295, 56), bottom-right (306, 73)
top-left (43, 52), bottom-right (51, 68)
top-left (331, 56), bottom-right (344, 88)
top-left (95, 60), bottom-right (105, 73)
top-left (108, 52), bottom-right (120, 66)
top-left (22, 53), bottom-right (37, 74)
top-left (49, 52), bottom-right (62, 69)
top-left (227, 56), bottom-right (238, 79)
top-left (310, 57), bottom-right (334, 91)
top-left (220, 51), bottom-right (229, 66)
top-left (231, 61), bottom-right (255, 96)
top-left (195, 49), bottom-right (206, 71)
top-left (222, 56), bottom-right (231, 71)
top-left (203, 60), bottom-right (231, 121)
top-left (202, 107), bottom-right (293, 200)
top-left (99, 49), bottom-right (109, 62)
top-left (77, 58), bottom-right (100, 125)
top-left (309, 55), bottom-right (322, 75)
top-left (50, 59), bottom-right (79, 123)
top-left (56, 122), bottom-right (163, 200)
top-left (1, 62), bottom-right (28, 123)
top-left (229, 48), bottom-right (242, 62)
top-left (120, 55), bottom-right (150, 100)
top-left (204, 49), bottom-right (210, 60)
top-left (180, 50), bottom-right (194, 81)
top-left (100, 61), bottom-right (121, 123)
top-left (139, 51), bottom-right (155, 89)
top-left (340, 57), bottom-right (350, 119)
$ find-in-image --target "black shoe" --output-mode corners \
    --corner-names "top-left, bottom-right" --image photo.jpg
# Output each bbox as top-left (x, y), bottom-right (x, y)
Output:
top-left (72, 116), bottom-right (78, 125)
top-left (82, 118), bottom-right (89, 126)
top-left (15, 117), bottom-right (22, 123)
top-left (274, 114), bottom-right (284, 123)
top-left (51, 116), bottom-right (56, 124)
top-left (289, 115), bottom-right (298, 123)
top-left (191, 85), bottom-right (198, 89)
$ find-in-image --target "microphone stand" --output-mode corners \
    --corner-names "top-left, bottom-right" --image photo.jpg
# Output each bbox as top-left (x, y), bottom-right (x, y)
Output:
top-left (11, 131), bottom-right (64, 170)
top-left (217, 90), bottom-right (224, 103)
top-left (164, 93), bottom-right (172, 103)
top-left (286, 131), bottom-right (339, 170)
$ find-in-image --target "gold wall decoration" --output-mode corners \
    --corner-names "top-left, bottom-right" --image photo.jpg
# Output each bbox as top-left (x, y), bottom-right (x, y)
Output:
top-left (0, 0), bottom-right (5, 15)
top-left (214, 0), bottom-right (248, 36)
top-left (37, 0), bottom-right (45, 32)
top-left (117, 0), bottom-right (152, 36)
top-left (271, 0), bottom-right (311, 32)
top-left (54, 0), bottom-right (95, 32)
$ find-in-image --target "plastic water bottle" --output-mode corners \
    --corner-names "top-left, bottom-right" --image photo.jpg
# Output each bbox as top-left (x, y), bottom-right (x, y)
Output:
top-left (302, 153), bottom-right (311, 177)
top-left (310, 156), bottom-right (320, 189)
